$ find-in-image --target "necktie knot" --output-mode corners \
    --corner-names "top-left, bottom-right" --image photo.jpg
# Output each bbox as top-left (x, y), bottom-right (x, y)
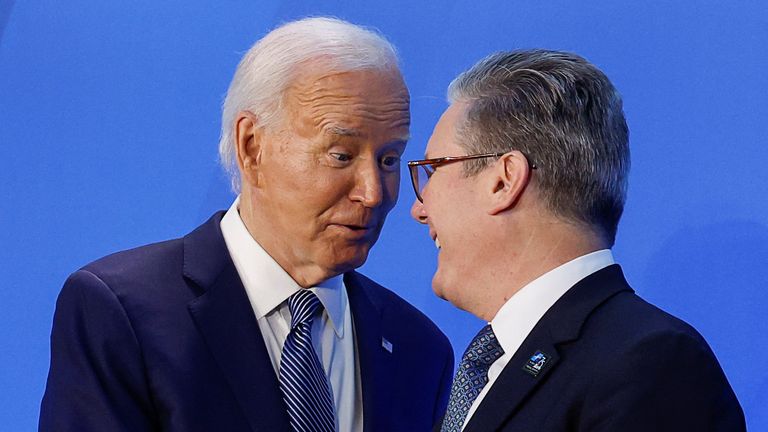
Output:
top-left (462, 324), bottom-right (504, 366)
top-left (288, 289), bottom-right (323, 329)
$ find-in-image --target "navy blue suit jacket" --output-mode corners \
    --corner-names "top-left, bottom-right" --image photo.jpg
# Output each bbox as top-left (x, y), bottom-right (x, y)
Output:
top-left (40, 212), bottom-right (454, 431)
top-left (443, 265), bottom-right (745, 432)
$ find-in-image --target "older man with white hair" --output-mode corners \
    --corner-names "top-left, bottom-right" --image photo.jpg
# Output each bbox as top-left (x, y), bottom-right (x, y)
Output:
top-left (40, 17), bottom-right (453, 432)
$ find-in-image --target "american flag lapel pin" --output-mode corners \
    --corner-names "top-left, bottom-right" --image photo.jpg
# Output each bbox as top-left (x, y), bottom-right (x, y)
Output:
top-left (381, 337), bottom-right (393, 353)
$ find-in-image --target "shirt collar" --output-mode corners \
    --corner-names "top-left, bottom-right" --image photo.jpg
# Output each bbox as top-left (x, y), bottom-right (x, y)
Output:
top-left (220, 197), bottom-right (346, 337)
top-left (311, 274), bottom-right (346, 338)
top-left (490, 249), bottom-right (615, 355)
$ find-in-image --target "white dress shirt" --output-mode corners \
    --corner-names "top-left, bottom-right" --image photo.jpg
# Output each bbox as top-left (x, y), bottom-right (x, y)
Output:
top-left (220, 197), bottom-right (363, 431)
top-left (462, 249), bottom-right (616, 430)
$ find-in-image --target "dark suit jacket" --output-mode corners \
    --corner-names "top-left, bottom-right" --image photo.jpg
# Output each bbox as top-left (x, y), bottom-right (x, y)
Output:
top-left (445, 265), bottom-right (745, 432)
top-left (40, 212), bottom-right (454, 431)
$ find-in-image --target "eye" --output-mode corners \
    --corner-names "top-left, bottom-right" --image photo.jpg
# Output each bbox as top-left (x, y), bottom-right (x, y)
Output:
top-left (380, 155), bottom-right (401, 171)
top-left (329, 152), bottom-right (352, 163)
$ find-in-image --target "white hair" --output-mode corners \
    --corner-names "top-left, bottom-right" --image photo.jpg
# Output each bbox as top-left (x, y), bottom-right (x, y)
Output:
top-left (218, 17), bottom-right (401, 192)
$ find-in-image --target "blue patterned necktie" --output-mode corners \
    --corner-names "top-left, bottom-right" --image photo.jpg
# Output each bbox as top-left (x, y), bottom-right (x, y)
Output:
top-left (441, 324), bottom-right (505, 432)
top-left (279, 290), bottom-right (336, 432)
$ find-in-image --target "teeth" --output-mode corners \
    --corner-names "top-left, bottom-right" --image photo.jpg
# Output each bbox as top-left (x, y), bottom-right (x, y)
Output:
top-left (434, 237), bottom-right (441, 249)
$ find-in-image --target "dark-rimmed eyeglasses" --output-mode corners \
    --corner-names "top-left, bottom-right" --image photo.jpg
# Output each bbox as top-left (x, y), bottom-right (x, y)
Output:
top-left (407, 152), bottom-right (537, 202)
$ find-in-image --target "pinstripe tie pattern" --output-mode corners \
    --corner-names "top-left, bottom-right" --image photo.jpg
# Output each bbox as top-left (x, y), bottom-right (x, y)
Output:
top-left (441, 324), bottom-right (504, 432)
top-left (279, 289), bottom-right (336, 432)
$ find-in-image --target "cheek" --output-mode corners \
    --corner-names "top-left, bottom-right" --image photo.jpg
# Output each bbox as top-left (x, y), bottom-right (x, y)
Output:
top-left (371, 171), bottom-right (400, 213)
top-left (433, 214), bottom-right (476, 274)
top-left (386, 171), bottom-right (400, 197)
top-left (310, 167), bottom-right (356, 196)
top-left (312, 233), bottom-right (374, 272)
top-left (283, 175), bottom-right (350, 219)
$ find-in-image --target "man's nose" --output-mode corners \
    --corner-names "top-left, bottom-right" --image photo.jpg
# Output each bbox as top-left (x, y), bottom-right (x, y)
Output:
top-left (350, 162), bottom-right (385, 208)
top-left (410, 199), bottom-right (428, 224)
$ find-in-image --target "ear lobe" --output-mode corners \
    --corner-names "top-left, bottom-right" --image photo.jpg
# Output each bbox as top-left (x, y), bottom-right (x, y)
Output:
top-left (234, 111), bottom-right (263, 187)
top-left (487, 151), bottom-right (532, 215)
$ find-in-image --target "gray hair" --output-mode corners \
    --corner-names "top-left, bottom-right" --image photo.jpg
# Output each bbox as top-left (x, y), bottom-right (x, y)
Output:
top-left (218, 17), bottom-right (401, 192)
top-left (448, 50), bottom-right (630, 245)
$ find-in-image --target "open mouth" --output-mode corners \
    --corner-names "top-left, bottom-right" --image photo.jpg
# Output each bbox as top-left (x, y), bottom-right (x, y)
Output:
top-left (430, 231), bottom-right (441, 249)
top-left (343, 224), bottom-right (371, 231)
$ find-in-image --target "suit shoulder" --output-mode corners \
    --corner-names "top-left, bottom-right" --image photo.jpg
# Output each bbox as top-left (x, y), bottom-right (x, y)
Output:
top-left (67, 237), bottom-right (190, 306)
top-left (75, 212), bottom-right (226, 285)
top-left (81, 238), bottom-right (183, 281)
top-left (573, 292), bottom-right (745, 430)
top-left (581, 291), bottom-right (721, 370)
top-left (601, 291), bottom-right (707, 342)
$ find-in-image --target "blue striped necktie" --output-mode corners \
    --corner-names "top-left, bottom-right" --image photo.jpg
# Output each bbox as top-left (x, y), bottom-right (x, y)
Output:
top-left (279, 289), bottom-right (336, 432)
top-left (441, 324), bottom-right (505, 432)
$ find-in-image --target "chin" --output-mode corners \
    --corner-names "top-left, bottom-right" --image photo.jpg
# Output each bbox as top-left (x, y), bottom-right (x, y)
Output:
top-left (324, 250), bottom-right (370, 275)
top-left (432, 269), bottom-right (469, 311)
top-left (431, 273), bottom-right (449, 301)
top-left (432, 287), bottom-right (449, 303)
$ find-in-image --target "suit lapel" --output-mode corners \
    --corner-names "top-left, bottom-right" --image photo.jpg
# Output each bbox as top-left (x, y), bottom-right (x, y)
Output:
top-left (345, 272), bottom-right (394, 432)
top-left (183, 213), bottom-right (291, 432)
top-left (463, 332), bottom-right (561, 432)
top-left (463, 265), bottom-right (632, 432)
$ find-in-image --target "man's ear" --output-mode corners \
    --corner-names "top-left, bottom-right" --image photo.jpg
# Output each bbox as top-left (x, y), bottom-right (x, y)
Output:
top-left (234, 111), bottom-right (264, 187)
top-left (486, 151), bottom-right (532, 215)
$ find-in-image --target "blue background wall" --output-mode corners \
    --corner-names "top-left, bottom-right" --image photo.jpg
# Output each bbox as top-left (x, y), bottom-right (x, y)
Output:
top-left (1, 1), bottom-right (766, 429)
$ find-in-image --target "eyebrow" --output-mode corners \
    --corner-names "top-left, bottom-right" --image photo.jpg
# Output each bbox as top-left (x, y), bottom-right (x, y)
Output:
top-left (327, 126), bottom-right (362, 137)
top-left (325, 126), bottom-right (410, 145)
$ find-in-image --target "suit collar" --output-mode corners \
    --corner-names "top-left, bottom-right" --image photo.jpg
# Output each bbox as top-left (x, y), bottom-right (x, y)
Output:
top-left (183, 212), bottom-right (291, 432)
top-left (182, 211), bottom-right (232, 290)
top-left (491, 249), bottom-right (615, 366)
top-left (544, 264), bottom-right (633, 343)
top-left (463, 265), bottom-right (632, 432)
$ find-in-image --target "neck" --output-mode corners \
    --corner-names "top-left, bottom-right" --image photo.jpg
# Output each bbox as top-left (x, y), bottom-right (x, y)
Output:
top-left (470, 218), bottom-right (608, 321)
top-left (237, 193), bottom-right (333, 288)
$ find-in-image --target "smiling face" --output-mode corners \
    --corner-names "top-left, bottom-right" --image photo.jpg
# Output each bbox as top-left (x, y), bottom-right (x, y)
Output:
top-left (239, 67), bottom-right (410, 287)
top-left (411, 103), bottom-right (491, 311)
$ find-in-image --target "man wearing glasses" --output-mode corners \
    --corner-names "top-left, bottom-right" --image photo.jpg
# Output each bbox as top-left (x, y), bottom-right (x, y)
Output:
top-left (40, 18), bottom-right (453, 431)
top-left (409, 50), bottom-right (744, 431)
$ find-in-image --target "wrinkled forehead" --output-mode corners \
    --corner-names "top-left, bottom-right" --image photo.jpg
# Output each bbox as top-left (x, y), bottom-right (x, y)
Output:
top-left (281, 65), bottom-right (410, 136)
top-left (286, 61), bottom-right (407, 100)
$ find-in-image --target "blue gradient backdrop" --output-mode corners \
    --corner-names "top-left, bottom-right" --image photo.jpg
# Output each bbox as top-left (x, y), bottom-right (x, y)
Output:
top-left (1, 1), bottom-right (766, 430)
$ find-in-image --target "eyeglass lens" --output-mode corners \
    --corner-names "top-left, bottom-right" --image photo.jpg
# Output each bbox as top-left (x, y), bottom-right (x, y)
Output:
top-left (416, 165), bottom-right (433, 199)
